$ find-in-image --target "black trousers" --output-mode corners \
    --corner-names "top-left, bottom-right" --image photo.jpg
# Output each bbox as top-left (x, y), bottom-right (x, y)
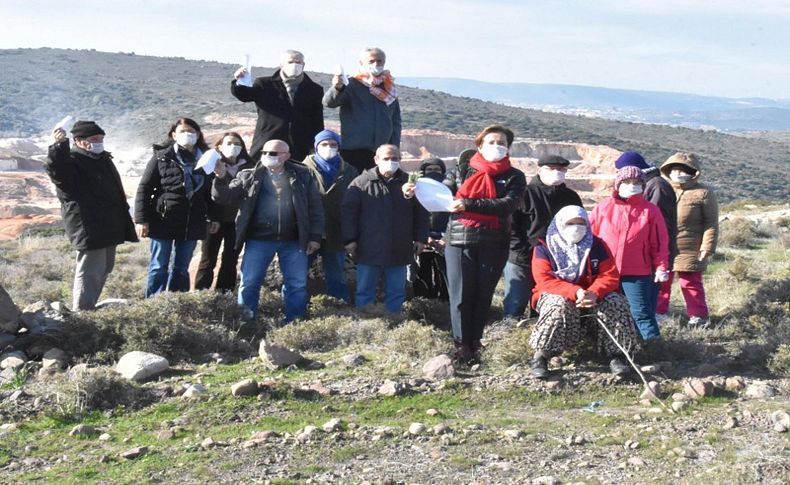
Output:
top-left (445, 242), bottom-right (509, 345)
top-left (194, 222), bottom-right (240, 292)
top-left (340, 148), bottom-right (376, 174)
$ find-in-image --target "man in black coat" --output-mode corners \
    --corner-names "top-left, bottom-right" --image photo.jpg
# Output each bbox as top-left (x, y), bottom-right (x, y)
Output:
top-left (231, 50), bottom-right (324, 162)
top-left (46, 121), bottom-right (138, 310)
top-left (505, 155), bottom-right (582, 319)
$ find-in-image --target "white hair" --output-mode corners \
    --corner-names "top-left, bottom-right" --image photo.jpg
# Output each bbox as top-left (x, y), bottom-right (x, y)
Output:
top-left (280, 50), bottom-right (304, 64)
top-left (359, 47), bottom-right (386, 62)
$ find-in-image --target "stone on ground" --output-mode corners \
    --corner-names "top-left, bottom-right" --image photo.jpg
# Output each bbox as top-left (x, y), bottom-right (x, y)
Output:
top-left (42, 348), bottom-right (69, 369)
top-left (683, 378), bottom-right (713, 400)
top-left (115, 351), bottom-right (169, 381)
top-left (230, 379), bottom-right (259, 397)
top-left (0, 351), bottom-right (27, 370)
top-left (422, 354), bottom-right (455, 380)
top-left (259, 340), bottom-right (304, 368)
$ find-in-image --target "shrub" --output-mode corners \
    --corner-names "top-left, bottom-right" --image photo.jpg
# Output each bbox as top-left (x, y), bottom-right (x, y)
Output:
top-left (767, 344), bottom-right (790, 377)
top-left (385, 320), bottom-right (452, 360)
top-left (483, 326), bottom-right (533, 368)
top-left (719, 218), bottom-right (760, 249)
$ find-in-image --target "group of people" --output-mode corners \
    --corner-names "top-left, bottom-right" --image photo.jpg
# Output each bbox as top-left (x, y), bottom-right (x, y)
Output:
top-left (45, 47), bottom-right (719, 378)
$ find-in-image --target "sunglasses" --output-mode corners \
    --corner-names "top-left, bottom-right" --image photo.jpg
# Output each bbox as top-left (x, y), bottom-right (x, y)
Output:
top-left (262, 151), bottom-right (280, 156)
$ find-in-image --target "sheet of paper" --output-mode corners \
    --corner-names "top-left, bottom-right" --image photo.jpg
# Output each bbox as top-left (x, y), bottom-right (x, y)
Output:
top-left (55, 115), bottom-right (74, 133)
top-left (238, 54), bottom-right (253, 87)
top-left (195, 149), bottom-right (222, 174)
top-left (335, 64), bottom-right (349, 86)
top-left (414, 177), bottom-right (454, 212)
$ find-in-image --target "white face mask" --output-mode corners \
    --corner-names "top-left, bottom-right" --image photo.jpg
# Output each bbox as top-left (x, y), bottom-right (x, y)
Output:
top-left (539, 167), bottom-right (566, 186)
top-left (618, 183), bottom-right (643, 198)
top-left (670, 170), bottom-right (693, 184)
top-left (282, 62), bottom-right (304, 77)
top-left (480, 144), bottom-right (508, 162)
top-left (377, 160), bottom-right (400, 175)
top-left (261, 155), bottom-right (281, 169)
top-left (87, 142), bottom-right (104, 154)
top-left (317, 145), bottom-right (338, 160)
top-left (561, 224), bottom-right (587, 244)
top-left (220, 144), bottom-right (242, 159)
top-left (367, 64), bottom-right (384, 76)
top-left (175, 132), bottom-right (197, 148)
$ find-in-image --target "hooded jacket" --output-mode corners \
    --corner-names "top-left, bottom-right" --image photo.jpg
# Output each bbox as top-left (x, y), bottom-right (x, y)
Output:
top-left (303, 154), bottom-right (359, 251)
top-left (642, 166), bottom-right (678, 268)
top-left (660, 154), bottom-right (719, 272)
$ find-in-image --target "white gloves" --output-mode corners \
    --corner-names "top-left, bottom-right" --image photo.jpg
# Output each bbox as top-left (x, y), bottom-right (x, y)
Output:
top-left (654, 269), bottom-right (670, 283)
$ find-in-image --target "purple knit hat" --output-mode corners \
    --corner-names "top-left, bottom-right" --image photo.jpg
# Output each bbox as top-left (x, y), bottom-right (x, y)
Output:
top-left (615, 166), bottom-right (645, 189)
top-left (615, 151), bottom-right (649, 170)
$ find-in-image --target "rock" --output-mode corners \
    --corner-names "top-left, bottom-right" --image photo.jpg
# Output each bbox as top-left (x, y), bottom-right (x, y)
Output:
top-left (640, 364), bottom-right (660, 373)
top-left (724, 376), bottom-right (746, 391)
top-left (95, 298), bottom-right (130, 309)
top-left (566, 434), bottom-right (586, 445)
top-left (322, 418), bottom-right (342, 433)
top-left (683, 379), bottom-right (713, 400)
top-left (297, 425), bottom-right (319, 442)
top-left (1, 423), bottom-right (18, 432)
top-left (98, 433), bottom-right (112, 441)
top-left (0, 286), bottom-right (21, 334)
top-left (67, 363), bottom-right (92, 381)
top-left (532, 476), bottom-right (561, 485)
top-left (408, 422), bottom-right (426, 435)
top-left (69, 424), bottom-right (97, 437)
top-left (426, 408), bottom-right (440, 417)
top-left (640, 381), bottom-right (662, 401)
top-left (773, 423), bottom-right (787, 433)
top-left (770, 411), bottom-right (790, 428)
top-left (38, 366), bottom-right (61, 379)
top-left (308, 382), bottom-right (334, 396)
top-left (549, 356), bottom-right (568, 368)
top-left (230, 379), bottom-right (259, 397)
top-left (182, 384), bottom-right (207, 399)
top-left (119, 446), bottom-right (148, 459)
top-left (201, 437), bottom-right (215, 449)
top-left (745, 382), bottom-right (777, 399)
top-left (0, 351), bottom-right (27, 370)
top-left (723, 417), bottom-right (738, 430)
top-left (672, 393), bottom-right (690, 402)
top-left (157, 430), bottom-right (175, 441)
top-left (115, 351), bottom-right (169, 382)
top-left (432, 423), bottom-right (450, 435)
top-left (342, 353), bottom-right (367, 367)
top-left (0, 367), bottom-right (15, 385)
top-left (628, 457), bottom-right (645, 467)
top-left (422, 354), bottom-right (455, 380)
top-left (98, 455), bottom-right (111, 464)
top-left (42, 348), bottom-right (69, 369)
top-left (259, 340), bottom-right (304, 368)
top-left (378, 380), bottom-right (405, 397)
top-left (504, 429), bottom-right (524, 439)
top-left (0, 333), bottom-right (17, 349)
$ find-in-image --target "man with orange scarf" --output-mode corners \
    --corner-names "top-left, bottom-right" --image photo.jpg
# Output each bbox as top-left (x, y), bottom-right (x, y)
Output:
top-left (323, 47), bottom-right (402, 173)
top-left (443, 125), bottom-right (526, 362)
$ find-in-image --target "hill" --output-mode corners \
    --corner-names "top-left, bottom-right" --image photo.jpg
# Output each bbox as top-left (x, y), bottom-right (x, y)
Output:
top-left (1, 48), bottom-right (789, 202)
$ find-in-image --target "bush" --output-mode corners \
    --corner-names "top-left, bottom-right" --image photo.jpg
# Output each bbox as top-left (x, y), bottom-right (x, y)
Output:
top-left (483, 326), bottom-right (533, 368)
top-left (719, 218), bottom-right (760, 249)
top-left (384, 320), bottom-right (452, 360)
top-left (767, 344), bottom-right (790, 377)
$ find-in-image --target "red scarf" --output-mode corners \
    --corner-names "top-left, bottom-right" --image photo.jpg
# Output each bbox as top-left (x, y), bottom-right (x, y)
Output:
top-left (353, 70), bottom-right (398, 106)
top-left (455, 152), bottom-right (512, 229)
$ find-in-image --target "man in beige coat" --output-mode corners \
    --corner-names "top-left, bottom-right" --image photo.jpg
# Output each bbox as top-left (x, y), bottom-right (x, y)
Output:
top-left (656, 153), bottom-right (719, 327)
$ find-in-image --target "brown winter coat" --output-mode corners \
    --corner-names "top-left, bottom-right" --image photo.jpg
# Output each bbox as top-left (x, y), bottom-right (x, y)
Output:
top-left (660, 153), bottom-right (719, 272)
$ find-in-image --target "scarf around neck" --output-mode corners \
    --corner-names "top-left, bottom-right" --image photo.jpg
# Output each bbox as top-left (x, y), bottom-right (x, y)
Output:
top-left (280, 69), bottom-right (304, 104)
top-left (545, 205), bottom-right (593, 283)
top-left (455, 151), bottom-right (512, 230)
top-left (354, 70), bottom-right (398, 106)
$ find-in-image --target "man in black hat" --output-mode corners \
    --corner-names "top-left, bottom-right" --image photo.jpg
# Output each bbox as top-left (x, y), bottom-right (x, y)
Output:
top-left (46, 121), bottom-right (138, 310)
top-left (504, 155), bottom-right (583, 319)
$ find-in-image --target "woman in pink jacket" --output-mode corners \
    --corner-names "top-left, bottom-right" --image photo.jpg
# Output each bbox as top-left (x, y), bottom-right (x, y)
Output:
top-left (590, 166), bottom-right (670, 342)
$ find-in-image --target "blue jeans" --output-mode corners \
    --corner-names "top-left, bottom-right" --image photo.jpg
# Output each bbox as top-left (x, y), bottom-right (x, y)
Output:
top-left (503, 261), bottom-right (534, 318)
top-left (309, 249), bottom-right (349, 302)
top-left (620, 275), bottom-right (660, 340)
top-left (238, 240), bottom-right (308, 322)
top-left (145, 239), bottom-right (198, 297)
top-left (355, 264), bottom-right (407, 313)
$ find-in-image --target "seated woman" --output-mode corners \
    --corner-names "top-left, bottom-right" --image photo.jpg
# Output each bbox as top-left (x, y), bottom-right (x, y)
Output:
top-left (529, 206), bottom-right (639, 379)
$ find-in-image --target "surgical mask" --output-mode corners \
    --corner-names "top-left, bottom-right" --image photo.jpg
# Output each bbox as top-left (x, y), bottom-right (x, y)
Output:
top-left (670, 170), bottom-right (693, 184)
top-left (539, 167), bottom-right (566, 186)
top-left (282, 62), bottom-right (304, 77)
top-left (220, 145), bottom-right (242, 159)
top-left (480, 144), bottom-right (508, 162)
top-left (175, 132), bottom-right (197, 148)
top-left (618, 183), bottom-right (643, 198)
top-left (317, 145), bottom-right (338, 160)
top-left (377, 160), bottom-right (400, 175)
top-left (561, 224), bottom-right (587, 244)
top-left (367, 64), bottom-right (384, 76)
top-left (87, 142), bottom-right (104, 154)
top-left (262, 155), bottom-right (281, 169)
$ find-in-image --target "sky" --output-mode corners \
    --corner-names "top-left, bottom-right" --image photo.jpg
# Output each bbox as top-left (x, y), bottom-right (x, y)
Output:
top-left (3, 0), bottom-right (790, 99)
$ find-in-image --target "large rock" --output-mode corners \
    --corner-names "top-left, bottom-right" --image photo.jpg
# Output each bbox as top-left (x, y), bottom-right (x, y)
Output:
top-left (422, 354), bottom-right (455, 380)
top-left (259, 340), bottom-right (303, 368)
top-left (230, 379), bottom-right (259, 397)
top-left (683, 379), bottom-right (714, 400)
top-left (745, 382), bottom-right (777, 399)
top-left (0, 286), bottom-right (20, 334)
top-left (42, 348), bottom-right (69, 369)
top-left (0, 351), bottom-right (27, 370)
top-left (115, 351), bottom-right (169, 382)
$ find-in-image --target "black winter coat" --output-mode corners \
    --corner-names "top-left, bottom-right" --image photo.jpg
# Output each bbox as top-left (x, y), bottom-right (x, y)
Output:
top-left (134, 146), bottom-right (214, 241)
top-left (342, 168), bottom-right (430, 266)
top-left (231, 70), bottom-right (324, 162)
top-left (211, 160), bottom-right (324, 251)
top-left (509, 176), bottom-right (583, 266)
top-left (643, 167), bottom-right (679, 266)
top-left (206, 157), bottom-right (257, 223)
top-left (46, 141), bottom-right (137, 251)
top-left (443, 164), bottom-right (526, 247)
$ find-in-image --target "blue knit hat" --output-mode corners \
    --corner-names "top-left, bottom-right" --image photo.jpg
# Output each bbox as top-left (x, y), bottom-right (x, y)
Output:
top-left (314, 129), bottom-right (341, 150)
top-left (615, 151), bottom-right (649, 170)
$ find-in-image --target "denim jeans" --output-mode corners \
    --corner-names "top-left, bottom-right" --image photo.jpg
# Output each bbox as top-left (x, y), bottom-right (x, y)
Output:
top-left (502, 261), bottom-right (534, 318)
top-left (355, 264), bottom-right (407, 313)
top-left (145, 239), bottom-right (198, 298)
top-left (309, 249), bottom-right (349, 302)
top-left (238, 239), bottom-right (308, 321)
top-left (620, 275), bottom-right (660, 340)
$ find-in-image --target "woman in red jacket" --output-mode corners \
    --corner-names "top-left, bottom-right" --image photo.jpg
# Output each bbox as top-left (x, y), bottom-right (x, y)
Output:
top-left (589, 166), bottom-right (670, 343)
top-left (529, 205), bottom-right (639, 379)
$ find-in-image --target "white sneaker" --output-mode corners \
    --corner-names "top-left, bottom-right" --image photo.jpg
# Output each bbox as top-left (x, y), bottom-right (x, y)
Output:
top-left (688, 316), bottom-right (710, 328)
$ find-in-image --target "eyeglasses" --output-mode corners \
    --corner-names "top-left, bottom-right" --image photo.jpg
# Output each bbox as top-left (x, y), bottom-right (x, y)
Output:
top-left (262, 151), bottom-right (280, 156)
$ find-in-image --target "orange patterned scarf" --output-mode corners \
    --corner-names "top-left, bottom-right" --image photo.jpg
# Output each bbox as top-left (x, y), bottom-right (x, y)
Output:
top-left (354, 70), bottom-right (399, 106)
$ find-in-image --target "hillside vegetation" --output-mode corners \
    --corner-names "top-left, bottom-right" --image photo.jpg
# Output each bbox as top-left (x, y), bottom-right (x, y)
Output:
top-left (1, 47), bottom-right (789, 202)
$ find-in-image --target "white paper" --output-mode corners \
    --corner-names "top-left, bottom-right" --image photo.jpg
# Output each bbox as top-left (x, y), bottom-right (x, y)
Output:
top-left (196, 149), bottom-right (222, 174)
top-left (414, 177), bottom-right (454, 212)
top-left (237, 54), bottom-right (253, 87)
top-left (55, 115), bottom-right (74, 133)
top-left (335, 64), bottom-right (349, 86)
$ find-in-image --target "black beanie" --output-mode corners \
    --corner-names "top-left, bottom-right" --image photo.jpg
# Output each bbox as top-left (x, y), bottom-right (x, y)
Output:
top-left (537, 155), bottom-right (570, 167)
top-left (71, 121), bottom-right (105, 138)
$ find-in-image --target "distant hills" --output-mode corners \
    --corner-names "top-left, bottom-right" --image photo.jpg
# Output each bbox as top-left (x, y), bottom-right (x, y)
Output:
top-left (1, 48), bottom-right (788, 202)
top-left (399, 77), bottom-right (790, 132)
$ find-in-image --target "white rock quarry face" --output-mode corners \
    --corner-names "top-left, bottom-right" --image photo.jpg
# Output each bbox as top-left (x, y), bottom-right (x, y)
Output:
top-left (0, 138), bottom-right (46, 158)
top-left (115, 351), bottom-right (169, 382)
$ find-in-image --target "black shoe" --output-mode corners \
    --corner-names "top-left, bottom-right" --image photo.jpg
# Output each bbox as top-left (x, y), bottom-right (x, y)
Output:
top-left (530, 356), bottom-right (549, 380)
top-left (609, 357), bottom-right (630, 375)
